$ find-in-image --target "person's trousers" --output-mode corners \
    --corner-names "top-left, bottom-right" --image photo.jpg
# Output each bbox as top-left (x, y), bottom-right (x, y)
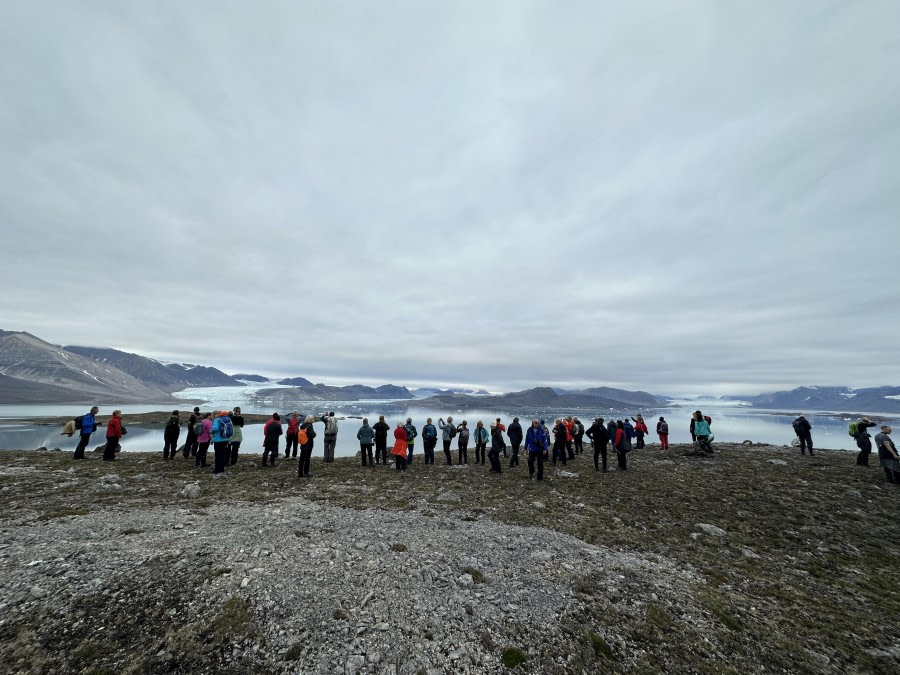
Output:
top-left (635, 433), bottom-right (645, 449)
top-left (163, 436), bottom-right (179, 459)
top-left (298, 445), bottom-right (312, 476)
top-left (196, 441), bottom-right (210, 466)
top-left (375, 439), bottom-right (387, 464)
top-left (617, 450), bottom-right (627, 470)
top-left (658, 434), bottom-right (669, 450)
top-left (574, 436), bottom-right (583, 454)
top-left (184, 435), bottom-right (199, 458)
top-left (213, 441), bottom-right (229, 473)
top-left (458, 445), bottom-right (468, 464)
top-left (73, 433), bottom-right (91, 459)
top-left (323, 435), bottom-right (336, 463)
top-left (553, 445), bottom-right (567, 465)
top-left (395, 455), bottom-right (407, 471)
top-left (285, 434), bottom-right (298, 458)
top-left (856, 438), bottom-right (872, 466)
top-left (528, 452), bottom-right (545, 480)
top-left (798, 432), bottom-right (813, 454)
top-left (406, 444), bottom-right (414, 466)
top-left (475, 443), bottom-right (486, 464)
top-left (566, 440), bottom-right (574, 460)
top-left (360, 444), bottom-right (373, 466)
top-left (423, 440), bottom-right (436, 464)
top-left (103, 437), bottom-right (118, 461)
top-left (883, 466), bottom-right (900, 483)
top-left (262, 441), bottom-right (278, 466)
top-left (594, 443), bottom-right (608, 471)
top-left (443, 440), bottom-right (453, 465)
top-left (488, 448), bottom-right (502, 473)
top-left (229, 441), bottom-right (241, 465)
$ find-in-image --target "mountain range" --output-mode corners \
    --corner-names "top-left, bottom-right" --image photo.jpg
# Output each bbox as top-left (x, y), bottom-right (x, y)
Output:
top-left (727, 386), bottom-right (900, 414)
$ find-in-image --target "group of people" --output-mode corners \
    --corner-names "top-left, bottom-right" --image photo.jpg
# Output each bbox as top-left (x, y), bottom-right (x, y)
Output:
top-left (796, 414), bottom-right (900, 484)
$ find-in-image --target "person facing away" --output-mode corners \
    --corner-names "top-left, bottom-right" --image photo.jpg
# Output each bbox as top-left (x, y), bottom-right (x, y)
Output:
top-left (792, 415), bottom-right (814, 455)
top-left (357, 418), bottom-right (375, 467)
top-left (421, 417), bottom-right (438, 465)
top-left (572, 416), bottom-right (585, 454)
top-left (874, 425), bottom-right (900, 484)
top-left (525, 418), bottom-right (549, 481)
top-left (614, 420), bottom-right (628, 470)
top-left (163, 410), bottom-right (180, 460)
top-left (631, 415), bottom-right (648, 449)
top-left (285, 411), bottom-right (301, 459)
top-left (210, 411), bottom-right (233, 475)
top-left (73, 405), bottom-right (99, 460)
top-left (297, 415), bottom-right (317, 477)
top-left (551, 419), bottom-right (567, 466)
top-left (438, 416), bottom-right (455, 465)
top-left (456, 420), bottom-right (470, 465)
top-left (184, 406), bottom-right (201, 458)
top-left (262, 413), bottom-right (282, 467)
top-left (507, 417), bottom-right (523, 467)
top-left (473, 421), bottom-right (489, 465)
top-left (392, 422), bottom-right (408, 471)
top-left (320, 412), bottom-right (338, 463)
top-left (656, 416), bottom-right (669, 451)
top-left (404, 418), bottom-right (418, 466)
top-left (488, 422), bottom-right (504, 474)
top-left (104, 410), bottom-right (124, 461)
top-left (373, 415), bottom-right (390, 465)
top-left (229, 407), bottom-right (244, 466)
top-left (585, 417), bottom-right (610, 472)
top-left (196, 412), bottom-right (213, 467)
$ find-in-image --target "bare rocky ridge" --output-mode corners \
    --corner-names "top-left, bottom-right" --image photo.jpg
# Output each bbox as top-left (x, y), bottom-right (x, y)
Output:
top-left (1, 445), bottom-right (898, 673)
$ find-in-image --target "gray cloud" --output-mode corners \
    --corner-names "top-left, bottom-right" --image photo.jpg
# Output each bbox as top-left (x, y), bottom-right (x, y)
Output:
top-left (2, 1), bottom-right (898, 396)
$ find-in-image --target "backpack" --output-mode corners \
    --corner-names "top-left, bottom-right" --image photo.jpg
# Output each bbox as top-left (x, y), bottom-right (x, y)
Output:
top-left (165, 417), bottom-right (180, 434)
top-left (405, 425), bottom-right (417, 440)
top-left (220, 416), bottom-right (233, 439)
top-left (297, 427), bottom-right (309, 445)
top-left (193, 421), bottom-right (203, 436)
top-left (423, 424), bottom-right (436, 440)
top-left (848, 421), bottom-right (859, 437)
top-left (325, 417), bottom-right (338, 434)
top-left (450, 424), bottom-right (457, 438)
top-left (458, 427), bottom-right (470, 443)
top-left (659, 421), bottom-right (668, 434)
top-left (74, 415), bottom-right (84, 430)
top-left (792, 420), bottom-right (802, 434)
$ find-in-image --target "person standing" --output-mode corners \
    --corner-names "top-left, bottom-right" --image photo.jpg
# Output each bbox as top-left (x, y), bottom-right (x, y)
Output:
top-left (103, 410), bottom-right (124, 461)
top-left (585, 417), bottom-right (609, 472)
top-left (631, 415), bottom-right (648, 450)
top-left (262, 413), bottom-right (282, 467)
top-left (606, 419), bottom-right (617, 449)
top-left (196, 413), bottom-right (213, 467)
top-left (229, 407), bottom-right (244, 466)
top-left (163, 410), bottom-right (180, 460)
top-left (392, 422), bottom-right (408, 471)
top-left (321, 412), bottom-right (338, 463)
top-left (297, 415), bottom-right (316, 477)
top-left (623, 418), bottom-right (635, 452)
top-left (473, 421), bottom-right (489, 465)
top-left (692, 412), bottom-right (713, 455)
top-left (552, 419), bottom-right (567, 466)
top-left (211, 411), bottom-right (233, 476)
top-left (73, 406), bottom-right (99, 460)
top-left (404, 418), bottom-right (418, 466)
top-left (495, 418), bottom-right (508, 457)
top-left (656, 417), bottom-right (669, 451)
top-left (572, 417), bottom-right (585, 455)
top-left (184, 406), bottom-right (201, 458)
top-left (507, 417), bottom-right (523, 467)
top-left (285, 412), bottom-right (301, 459)
top-left (457, 420), bottom-right (470, 464)
top-left (373, 415), bottom-right (390, 465)
top-left (438, 416), bottom-right (455, 465)
top-left (792, 415), bottom-right (814, 455)
top-left (357, 419), bottom-right (375, 466)
top-left (874, 425), bottom-right (900, 484)
top-left (525, 418), bottom-right (549, 481)
top-left (488, 422), bottom-right (505, 473)
top-left (854, 417), bottom-right (877, 466)
top-left (421, 418), bottom-right (438, 465)
top-left (563, 417), bottom-right (575, 460)
top-left (614, 420), bottom-right (628, 470)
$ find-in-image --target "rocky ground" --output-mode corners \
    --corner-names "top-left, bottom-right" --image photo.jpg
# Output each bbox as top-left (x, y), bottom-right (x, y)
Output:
top-left (0, 443), bottom-right (898, 674)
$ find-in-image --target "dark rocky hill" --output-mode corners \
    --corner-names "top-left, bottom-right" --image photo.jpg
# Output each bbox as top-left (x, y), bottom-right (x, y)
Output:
top-left (414, 386), bottom-right (660, 411)
top-left (232, 374), bottom-right (269, 382)
top-left (252, 383), bottom-right (414, 404)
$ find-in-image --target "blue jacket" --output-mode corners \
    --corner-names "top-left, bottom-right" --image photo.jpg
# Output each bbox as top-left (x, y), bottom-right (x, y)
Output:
top-left (357, 424), bottom-right (375, 444)
top-left (525, 426), bottom-right (548, 453)
top-left (623, 421), bottom-right (635, 439)
top-left (81, 412), bottom-right (96, 435)
top-left (211, 416), bottom-right (231, 443)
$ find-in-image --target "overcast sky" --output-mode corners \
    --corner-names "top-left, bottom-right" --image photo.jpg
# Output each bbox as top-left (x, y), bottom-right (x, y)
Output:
top-left (2, 1), bottom-right (898, 396)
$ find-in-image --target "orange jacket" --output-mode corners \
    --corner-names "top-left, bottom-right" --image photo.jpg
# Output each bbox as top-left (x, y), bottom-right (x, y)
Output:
top-left (391, 427), bottom-right (408, 456)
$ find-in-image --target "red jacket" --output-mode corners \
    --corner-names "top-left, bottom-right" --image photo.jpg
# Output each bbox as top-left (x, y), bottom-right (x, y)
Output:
top-left (392, 427), bottom-right (408, 456)
top-left (106, 416), bottom-right (123, 439)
